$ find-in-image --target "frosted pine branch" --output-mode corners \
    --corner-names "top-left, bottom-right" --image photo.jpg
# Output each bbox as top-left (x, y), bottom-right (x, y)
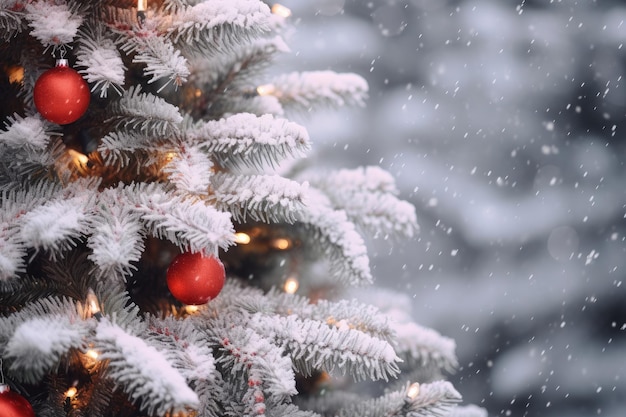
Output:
top-left (0, 1), bottom-right (24, 41)
top-left (394, 321), bottom-right (458, 373)
top-left (19, 194), bottom-right (95, 259)
top-left (5, 315), bottom-right (89, 384)
top-left (168, 0), bottom-right (271, 56)
top-left (24, 1), bottom-right (83, 48)
top-left (0, 114), bottom-right (51, 150)
top-left (95, 320), bottom-right (200, 416)
top-left (87, 189), bottom-right (145, 281)
top-left (237, 288), bottom-right (396, 345)
top-left (210, 173), bottom-right (308, 223)
top-left (307, 167), bottom-right (418, 239)
top-left (190, 113), bottom-right (310, 170)
top-left (0, 296), bottom-right (87, 383)
top-left (98, 131), bottom-right (172, 168)
top-left (216, 324), bottom-right (296, 417)
top-left (300, 189), bottom-right (372, 286)
top-left (126, 183), bottom-right (235, 255)
top-left (270, 71), bottom-right (368, 114)
top-left (337, 381), bottom-right (461, 417)
top-left (133, 35), bottom-right (190, 91)
top-left (164, 145), bottom-right (213, 196)
top-left (76, 26), bottom-right (126, 98)
top-left (250, 313), bottom-right (400, 381)
top-left (107, 86), bottom-right (183, 136)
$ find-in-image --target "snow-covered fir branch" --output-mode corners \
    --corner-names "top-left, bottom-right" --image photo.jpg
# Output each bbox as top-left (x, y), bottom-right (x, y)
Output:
top-left (0, 114), bottom-right (52, 150)
top-left (0, 0), bottom-right (24, 41)
top-left (448, 405), bottom-right (489, 417)
top-left (190, 113), bottom-right (310, 170)
top-left (393, 321), bottom-right (458, 374)
top-left (336, 381), bottom-right (461, 417)
top-left (95, 320), bottom-right (199, 416)
top-left (87, 188), bottom-right (146, 281)
top-left (125, 183), bottom-right (235, 255)
top-left (210, 173), bottom-right (308, 223)
top-left (167, 0), bottom-right (271, 57)
top-left (24, 0), bottom-right (83, 49)
top-left (249, 313), bottom-right (400, 381)
top-left (164, 144), bottom-right (214, 196)
top-left (269, 71), bottom-right (368, 114)
top-left (299, 188), bottom-right (372, 286)
top-left (132, 35), bottom-right (190, 92)
top-left (0, 296), bottom-right (88, 384)
top-left (76, 25), bottom-right (126, 97)
top-left (306, 166), bottom-right (418, 239)
top-left (107, 86), bottom-right (183, 136)
top-left (231, 286), bottom-right (396, 345)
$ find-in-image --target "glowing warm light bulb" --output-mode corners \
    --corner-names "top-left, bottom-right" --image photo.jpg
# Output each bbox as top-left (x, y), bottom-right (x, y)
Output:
top-left (271, 238), bottom-right (291, 250)
top-left (68, 149), bottom-right (89, 165)
top-left (7, 65), bottom-right (24, 84)
top-left (184, 305), bottom-right (199, 314)
top-left (235, 232), bottom-right (251, 244)
top-left (271, 4), bottom-right (292, 17)
top-left (86, 289), bottom-right (102, 319)
top-left (284, 277), bottom-right (299, 294)
top-left (256, 84), bottom-right (276, 96)
top-left (407, 382), bottom-right (420, 399)
top-left (137, 0), bottom-right (147, 11)
top-left (65, 387), bottom-right (78, 399)
top-left (85, 349), bottom-right (99, 360)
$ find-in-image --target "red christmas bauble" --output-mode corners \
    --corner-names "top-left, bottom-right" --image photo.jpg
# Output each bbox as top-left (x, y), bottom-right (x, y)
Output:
top-left (33, 61), bottom-right (90, 125)
top-left (0, 385), bottom-right (35, 417)
top-left (166, 252), bottom-right (225, 305)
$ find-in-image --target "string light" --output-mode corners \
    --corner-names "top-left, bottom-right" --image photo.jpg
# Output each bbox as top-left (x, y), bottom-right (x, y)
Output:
top-left (85, 349), bottom-right (99, 360)
top-left (68, 149), bottom-right (89, 166)
top-left (184, 305), bottom-right (199, 314)
top-left (64, 387), bottom-right (77, 399)
top-left (6, 65), bottom-right (24, 84)
top-left (235, 232), bottom-right (251, 244)
top-left (86, 289), bottom-right (102, 320)
top-left (137, 0), bottom-right (147, 24)
top-left (271, 4), bottom-right (292, 18)
top-left (256, 84), bottom-right (276, 96)
top-left (283, 277), bottom-right (299, 294)
top-left (407, 382), bottom-right (420, 399)
top-left (271, 237), bottom-right (291, 250)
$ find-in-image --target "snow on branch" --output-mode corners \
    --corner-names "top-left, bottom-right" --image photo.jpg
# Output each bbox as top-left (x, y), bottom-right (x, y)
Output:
top-left (87, 188), bottom-right (145, 281)
top-left (210, 173), bottom-right (308, 223)
top-left (190, 113), bottom-right (310, 170)
top-left (394, 321), bottom-right (458, 373)
top-left (107, 86), bottom-right (183, 136)
top-left (132, 35), bottom-right (190, 92)
top-left (125, 183), bottom-right (235, 255)
top-left (164, 145), bottom-right (213, 196)
top-left (24, 1), bottom-right (83, 48)
top-left (216, 324), bottom-right (296, 417)
top-left (0, 1), bottom-right (24, 41)
top-left (95, 320), bottom-right (199, 416)
top-left (0, 296), bottom-right (87, 384)
top-left (299, 189), bottom-right (372, 286)
top-left (306, 166), bottom-right (418, 239)
top-left (239, 288), bottom-right (396, 345)
top-left (336, 381), bottom-right (461, 417)
top-left (76, 25), bottom-right (126, 98)
top-left (0, 181), bottom-right (65, 281)
top-left (0, 114), bottom-right (52, 150)
top-left (269, 71), bottom-right (368, 114)
top-left (19, 193), bottom-right (95, 260)
top-left (167, 0), bottom-right (271, 56)
top-left (250, 313), bottom-right (400, 382)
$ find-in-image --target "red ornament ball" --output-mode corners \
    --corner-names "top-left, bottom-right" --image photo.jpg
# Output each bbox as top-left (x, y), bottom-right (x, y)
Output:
top-left (33, 62), bottom-right (90, 125)
top-left (0, 385), bottom-right (35, 417)
top-left (166, 252), bottom-right (225, 305)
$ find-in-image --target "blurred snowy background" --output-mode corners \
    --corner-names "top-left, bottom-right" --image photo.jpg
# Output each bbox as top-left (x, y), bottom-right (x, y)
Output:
top-left (273, 1), bottom-right (626, 416)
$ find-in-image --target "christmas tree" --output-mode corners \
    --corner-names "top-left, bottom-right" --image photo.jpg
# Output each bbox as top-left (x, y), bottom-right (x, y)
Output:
top-left (0, 1), bottom-right (484, 417)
